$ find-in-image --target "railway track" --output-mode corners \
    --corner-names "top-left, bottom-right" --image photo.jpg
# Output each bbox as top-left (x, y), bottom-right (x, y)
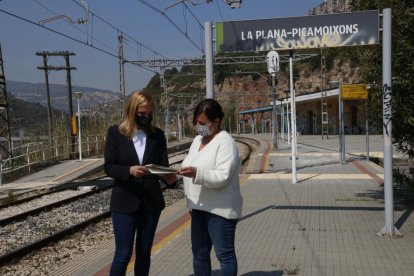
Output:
top-left (0, 179), bottom-right (111, 225)
top-left (0, 138), bottom-right (255, 267)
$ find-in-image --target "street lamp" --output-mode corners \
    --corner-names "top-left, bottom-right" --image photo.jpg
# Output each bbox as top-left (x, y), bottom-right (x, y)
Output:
top-left (266, 50), bottom-right (280, 150)
top-left (329, 80), bottom-right (345, 164)
top-left (74, 91), bottom-right (83, 161)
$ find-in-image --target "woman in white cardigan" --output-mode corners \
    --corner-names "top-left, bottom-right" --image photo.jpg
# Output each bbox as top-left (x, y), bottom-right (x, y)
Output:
top-left (178, 99), bottom-right (243, 276)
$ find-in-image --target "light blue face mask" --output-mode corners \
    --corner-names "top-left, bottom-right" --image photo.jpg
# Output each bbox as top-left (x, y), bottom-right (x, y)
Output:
top-left (196, 122), bottom-right (212, 137)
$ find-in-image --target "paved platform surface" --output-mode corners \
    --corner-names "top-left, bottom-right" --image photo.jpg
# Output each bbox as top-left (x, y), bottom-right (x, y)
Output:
top-left (141, 134), bottom-right (414, 276)
top-left (6, 134), bottom-right (414, 275)
top-left (0, 158), bottom-right (104, 199)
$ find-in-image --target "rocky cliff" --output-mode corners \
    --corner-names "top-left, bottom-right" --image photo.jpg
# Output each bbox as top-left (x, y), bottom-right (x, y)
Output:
top-left (307, 0), bottom-right (353, 15)
top-left (167, 0), bottom-right (362, 119)
top-left (212, 0), bottom-right (360, 101)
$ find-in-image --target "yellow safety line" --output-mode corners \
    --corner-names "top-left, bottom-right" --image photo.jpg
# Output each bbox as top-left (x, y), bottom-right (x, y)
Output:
top-left (267, 152), bottom-right (338, 157)
top-left (49, 159), bottom-right (101, 182)
top-left (152, 220), bottom-right (191, 254)
top-left (125, 173), bottom-right (251, 272)
top-left (127, 172), bottom-right (250, 273)
top-left (249, 173), bottom-right (384, 180)
top-left (240, 174), bottom-right (251, 185)
top-left (126, 220), bottom-right (191, 272)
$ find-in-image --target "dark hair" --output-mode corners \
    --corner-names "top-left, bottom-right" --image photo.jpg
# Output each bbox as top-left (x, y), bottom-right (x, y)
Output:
top-left (192, 99), bottom-right (224, 126)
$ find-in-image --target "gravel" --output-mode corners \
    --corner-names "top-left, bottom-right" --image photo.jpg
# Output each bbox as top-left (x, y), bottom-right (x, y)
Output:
top-left (0, 186), bottom-right (185, 276)
top-left (0, 140), bottom-right (249, 275)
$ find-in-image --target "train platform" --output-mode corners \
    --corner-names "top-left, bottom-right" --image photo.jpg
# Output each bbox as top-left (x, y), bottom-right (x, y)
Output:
top-left (0, 139), bottom-right (192, 199)
top-left (49, 134), bottom-right (414, 276)
top-left (0, 158), bottom-right (104, 199)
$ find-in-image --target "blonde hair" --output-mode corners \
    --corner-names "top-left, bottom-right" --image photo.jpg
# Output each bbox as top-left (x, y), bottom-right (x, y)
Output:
top-left (118, 90), bottom-right (155, 139)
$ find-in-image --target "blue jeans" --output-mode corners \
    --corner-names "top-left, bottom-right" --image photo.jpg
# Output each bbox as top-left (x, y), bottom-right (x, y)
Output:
top-left (191, 209), bottom-right (238, 276)
top-left (110, 208), bottom-right (161, 276)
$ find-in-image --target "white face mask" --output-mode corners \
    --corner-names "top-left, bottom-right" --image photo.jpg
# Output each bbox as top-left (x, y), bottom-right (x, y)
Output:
top-left (196, 122), bottom-right (212, 137)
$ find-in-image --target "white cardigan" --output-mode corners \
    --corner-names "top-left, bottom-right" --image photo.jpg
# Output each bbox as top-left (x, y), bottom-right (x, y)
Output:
top-left (182, 131), bottom-right (243, 219)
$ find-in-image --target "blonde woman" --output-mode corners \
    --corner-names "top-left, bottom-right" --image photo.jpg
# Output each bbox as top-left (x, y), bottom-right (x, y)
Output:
top-left (104, 90), bottom-right (176, 276)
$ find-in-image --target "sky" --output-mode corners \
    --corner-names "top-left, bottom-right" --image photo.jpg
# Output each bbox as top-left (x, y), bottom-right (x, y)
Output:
top-left (0, 0), bottom-right (323, 94)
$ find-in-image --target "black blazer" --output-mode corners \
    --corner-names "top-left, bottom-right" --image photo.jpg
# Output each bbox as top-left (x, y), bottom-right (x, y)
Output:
top-left (104, 125), bottom-right (169, 213)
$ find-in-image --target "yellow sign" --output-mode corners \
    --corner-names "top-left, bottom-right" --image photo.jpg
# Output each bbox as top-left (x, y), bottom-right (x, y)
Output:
top-left (71, 115), bottom-right (77, 135)
top-left (341, 84), bottom-right (368, 100)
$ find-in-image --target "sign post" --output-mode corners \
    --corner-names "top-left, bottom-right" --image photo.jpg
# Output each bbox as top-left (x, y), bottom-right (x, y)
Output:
top-left (289, 50), bottom-right (297, 183)
top-left (205, 21), bottom-right (214, 99)
top-left (266, 51), bottom-right (279, 150)
top-left (330, 81), bottom-right (345, 164)
top-left (74, 91), bottom-right (83, 161)
top-left (378, 8), bottom-right (401, 237)
top-left (365, 99), bottom-right (369, 162)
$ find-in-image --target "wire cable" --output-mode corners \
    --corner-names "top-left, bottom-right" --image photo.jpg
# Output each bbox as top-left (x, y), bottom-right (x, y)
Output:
top-left (135, 0), bottom-right (204, 53)
top-left (70, 0), bottom-right (167, 60)
top-left (215, 0), bottom-right (224, 22)
top-left (0, 8), bottom-right (157, 75)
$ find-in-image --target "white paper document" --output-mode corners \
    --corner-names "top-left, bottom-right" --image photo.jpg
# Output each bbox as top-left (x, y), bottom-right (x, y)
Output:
top-left (145, 164), bottom-right (177, 175)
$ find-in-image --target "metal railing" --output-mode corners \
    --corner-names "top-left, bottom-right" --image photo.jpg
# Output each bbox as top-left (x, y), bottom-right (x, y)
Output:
top-left (0, 135), bottom-right (106, 186)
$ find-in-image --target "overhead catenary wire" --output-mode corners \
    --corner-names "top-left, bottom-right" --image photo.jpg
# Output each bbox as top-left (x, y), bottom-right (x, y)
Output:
top-left (70, 0), bottom-right (168, 61)
top-left (33, 0), bottom-right (116, 55)
top-left (135, 0), bottom-right (204, 53)
top-left (33, 0), bottom-right (171, 65)
top-left (0, 8), bottom-right (157, 75)
top-left (3, 1), bottom-right (252, 83)
top-left (182, 2), bottom-right (205, 50)
top-left (215, 0), bottom-right (224, 22)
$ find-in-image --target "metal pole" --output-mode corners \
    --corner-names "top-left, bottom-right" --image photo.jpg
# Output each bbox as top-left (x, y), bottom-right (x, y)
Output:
top-left (178, 113), bottom-right (181, 141)
top-left (271, 74), bottom-right (278, 150)
top-left (378, 8), bottom-right (400, 237)
top-left (77, 98), bottom-right (82, 161)
top-left (261, 112), bottom-right (264, 133)
top-left (205, 21), bottom-right (214, 99)
top-left (281, 106), bottom-right (285, 141)
top-left (290, 51), bottom-right (297, 184)
top-left (365, 98), bottom-right (369, 162)
top-left (251, 113), bottom-right (255, 134)
top-left (118, 33), bottom-right (126, 109)
top-left (161, 73), bottom-right (169, 144)
top-left (41, 55), bottom-right (53, 140)
top-left (338, 84), bottom-right (341, 163)
top-left (341, 96), bottom-right (345, 163)
top-left (65, 54), bottom-right (76, 159)
top-left (267, 50), bottom-right (279, 149)
top-left (182, 116), bottom-right (185, 138)
top-left (0, 159), bottom-right (2, 187)
top-left (229, 117), bottom-right (232, 134)
top-left (286, 94), bottom-right (291, 145)
top-left (338, 83), bottom-right (345, 164)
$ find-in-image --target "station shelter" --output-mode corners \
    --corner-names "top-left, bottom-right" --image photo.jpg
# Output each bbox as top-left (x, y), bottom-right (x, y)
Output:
top-left (238, 87), bottom-right (370, 136)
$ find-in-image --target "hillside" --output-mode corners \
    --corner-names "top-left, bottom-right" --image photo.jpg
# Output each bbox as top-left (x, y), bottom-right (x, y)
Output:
top-left (146, 0), bottom-right (363, 122)
top-left (7, 80), bottom-right (119, 113)
top-left (5, 80), bottom-right (120, 137)
top-left (7, 94), bottom-right (64, 137)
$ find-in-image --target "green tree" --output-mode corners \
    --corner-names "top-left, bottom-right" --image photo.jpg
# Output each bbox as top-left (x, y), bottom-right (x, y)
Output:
top-left (349, 0), bottom-right (414, 158)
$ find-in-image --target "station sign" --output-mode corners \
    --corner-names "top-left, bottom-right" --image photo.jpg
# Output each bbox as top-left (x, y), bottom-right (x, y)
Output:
top-left (341, 84), bottom-right (368, 100)
top-left (216, 10), bottom-right (379, 52)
